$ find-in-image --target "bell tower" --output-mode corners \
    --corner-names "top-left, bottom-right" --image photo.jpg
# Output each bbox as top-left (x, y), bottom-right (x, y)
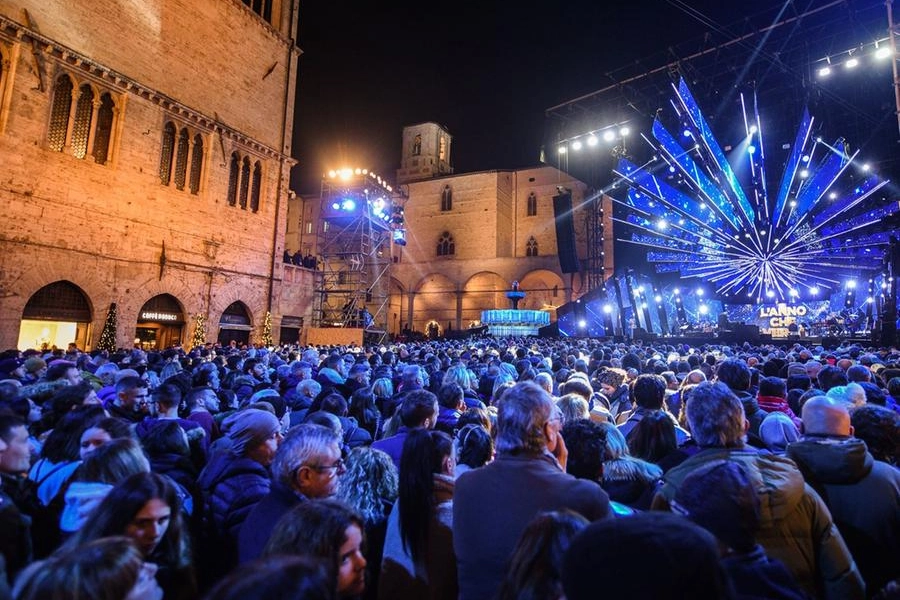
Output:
top-left (396, 122), bottom-right (453, 184)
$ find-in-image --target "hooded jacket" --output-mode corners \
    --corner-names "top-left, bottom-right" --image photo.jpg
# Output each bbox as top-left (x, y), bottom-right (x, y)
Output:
top-left (733, 390), bottom-right (768, 438)
top-left (59, 481), bottom-right (113, 533)
top-left (601, 456), bottom-right (662, 510)
top-left (787, 436), bottom-right (900, 594)
top-left (653, 447), bottom-right (864, 600)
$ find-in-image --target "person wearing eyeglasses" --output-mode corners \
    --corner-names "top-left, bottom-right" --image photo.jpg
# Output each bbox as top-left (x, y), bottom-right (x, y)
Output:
top-left (237, 423), bottom-right (344, 565)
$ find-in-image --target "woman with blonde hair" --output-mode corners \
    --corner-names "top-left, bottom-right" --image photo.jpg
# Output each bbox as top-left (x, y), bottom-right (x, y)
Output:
top-left (555, 394), bottom-right (590, 425)
top-left (337, 447), bottom-right (399, 600)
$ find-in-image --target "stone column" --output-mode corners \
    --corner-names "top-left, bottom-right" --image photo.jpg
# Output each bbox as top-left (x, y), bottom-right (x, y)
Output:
top-left (406, 292), bottom-right (415, 331)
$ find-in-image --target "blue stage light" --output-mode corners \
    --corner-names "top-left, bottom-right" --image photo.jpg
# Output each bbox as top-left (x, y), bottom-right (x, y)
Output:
top-left (611, 78), bottom-right (896, 300)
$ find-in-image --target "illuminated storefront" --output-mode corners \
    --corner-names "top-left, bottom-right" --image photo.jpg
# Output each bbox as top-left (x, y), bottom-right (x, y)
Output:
top-left (135, 294), bottom-right (185, 350)
top-left (218, 301), bottom-right (252, 346)
top-left (18, 281), bottom-right (92, 350)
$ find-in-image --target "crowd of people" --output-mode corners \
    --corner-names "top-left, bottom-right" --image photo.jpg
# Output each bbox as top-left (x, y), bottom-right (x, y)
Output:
top-left (0, 335), bottom-right (898, 599)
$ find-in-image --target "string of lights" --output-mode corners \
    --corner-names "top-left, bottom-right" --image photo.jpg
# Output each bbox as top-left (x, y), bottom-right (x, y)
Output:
top-left (815, 37), bottom-right (893, 78)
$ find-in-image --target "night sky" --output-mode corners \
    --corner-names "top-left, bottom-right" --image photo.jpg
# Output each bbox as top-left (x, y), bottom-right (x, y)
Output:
top-left (290, 1), bottom-right (895, 195)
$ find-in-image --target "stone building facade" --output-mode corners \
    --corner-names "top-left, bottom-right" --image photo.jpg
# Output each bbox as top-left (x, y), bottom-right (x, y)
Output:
top-left (389, 122), bottom-right (613, 336)
top-left (0, 0), bottom-right (315, 350)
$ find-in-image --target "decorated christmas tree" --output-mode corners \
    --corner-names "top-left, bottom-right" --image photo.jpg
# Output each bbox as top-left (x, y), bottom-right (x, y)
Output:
top-left (191, 313), bottom-right (207, 349)
top-left (260, 311), bottom-right (273, 347)
top-left (96, 303), bottom-right (118, 352)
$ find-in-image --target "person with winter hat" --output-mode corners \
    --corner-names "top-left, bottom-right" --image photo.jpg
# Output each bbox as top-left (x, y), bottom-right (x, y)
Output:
top-left (197, 408), bottom-right (282, 575)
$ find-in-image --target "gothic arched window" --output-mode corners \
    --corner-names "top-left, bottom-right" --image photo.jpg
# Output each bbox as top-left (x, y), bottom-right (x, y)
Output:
top-left (437, 232), bottom-right (455, 257)
top-left (92, 93), bottom-right (115, 165)
top-left (527, 192), bottom-right (537, 217)
top-left (239, 156), bottom-right (251, 209)
top-left (441, 185), bottom-right (452, 211)
top-left (227, 152), bottom-right (239, 206)
top-left (174, 128), bottom-right (190, 190)
top-left (159, 122), bottom-right (176, 185)
top-left (48, 75), bottom-right (74, 153)
top-left (526, 236), bottom-right (538, 257)
top-left (70, 84), bottom-right (94, 159)
top-left (189, 134), bottom-right (204, 194)
top-left (250, 161), bottom-right (262, 212)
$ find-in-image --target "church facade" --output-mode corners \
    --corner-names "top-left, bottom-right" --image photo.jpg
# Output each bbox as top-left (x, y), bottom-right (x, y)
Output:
top-left (388, 122), bottom-right (613, 336)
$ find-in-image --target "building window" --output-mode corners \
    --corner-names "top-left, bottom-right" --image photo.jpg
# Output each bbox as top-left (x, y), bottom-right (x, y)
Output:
top-left (527, 192), bottom-right (537, 217)
top-left (70, 84), bottom-right (94, 159)
top-left (48, 74), bottom-right (73, 153)
top-left (226, 150), bottom-right (263, 211)
top-left (437, 231), bottom-right (455, 257)
top-left (227, 152), bottom-right (239, 206)
top-left (250, 161), bottom-right (262, 212)
top-left (306, 222), bottom-right (313, 234)
top-left (174, 128), bottom-right (189, 190)
top-left (92, 94), bottom-right (114, 165)
top-left (526, 236), bottom-right (538, 257)
top-left (439, 136), bottom-right (446, 160)
top-left (48, 73), bottom-right (118, 163)
top-left (441, 185), bottom-right (452, 211)
top-left (239, 156), bottom-right (251, 209)
top-left (159, 122), bottom-right (175, 185)
top-left (242, 0), bottom-right (272, 22)
top-left (412, 134), bottom-right (421, 156)
top-left (189, 134), bottom-right (203, 194)
top-left (160, 122), bottom-right (204, 193)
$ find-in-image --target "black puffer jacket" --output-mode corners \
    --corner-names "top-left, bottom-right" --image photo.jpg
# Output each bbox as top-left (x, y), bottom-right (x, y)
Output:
top-left (197, 452), bottom-right (270, 542)
top-left (788, 436), bottom-right (900, 594)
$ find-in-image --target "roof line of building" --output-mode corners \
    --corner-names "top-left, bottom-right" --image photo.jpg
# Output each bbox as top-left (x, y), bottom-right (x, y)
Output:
top-left (0, 14), bottom-right (296, 164)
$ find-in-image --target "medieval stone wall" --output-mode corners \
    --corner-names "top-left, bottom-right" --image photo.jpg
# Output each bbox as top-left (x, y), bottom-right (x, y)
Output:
top-left (0, 0), bottom-right (310, 350)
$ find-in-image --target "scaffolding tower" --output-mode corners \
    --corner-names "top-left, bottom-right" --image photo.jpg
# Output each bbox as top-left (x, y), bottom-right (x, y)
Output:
top-left (312, 170), bottom-right (404, 344)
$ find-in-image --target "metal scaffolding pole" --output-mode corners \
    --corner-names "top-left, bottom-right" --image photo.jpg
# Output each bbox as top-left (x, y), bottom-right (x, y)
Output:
top-left (312, 175), bottom-right (399, 344)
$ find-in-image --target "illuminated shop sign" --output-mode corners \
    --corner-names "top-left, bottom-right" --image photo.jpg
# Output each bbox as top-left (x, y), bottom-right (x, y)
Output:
top-left (140, 311), bottom-right (180, 322)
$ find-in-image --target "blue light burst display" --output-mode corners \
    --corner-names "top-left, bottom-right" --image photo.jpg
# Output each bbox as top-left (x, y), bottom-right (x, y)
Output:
top-left (612, 78), bottom-right (898, 303)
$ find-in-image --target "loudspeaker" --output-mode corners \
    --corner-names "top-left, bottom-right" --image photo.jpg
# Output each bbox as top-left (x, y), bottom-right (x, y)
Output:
top-left (552, 191), bottom-right (579, 273)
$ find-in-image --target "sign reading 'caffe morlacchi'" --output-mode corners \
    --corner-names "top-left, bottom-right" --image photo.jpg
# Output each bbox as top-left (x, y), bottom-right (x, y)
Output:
top-left (140, 311), bottom-right (179, 322)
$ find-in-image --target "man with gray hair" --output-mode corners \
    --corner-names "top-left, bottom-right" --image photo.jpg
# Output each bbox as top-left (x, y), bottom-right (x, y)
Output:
top-left (533, 371), bottom-right (555, 397)
top-left (653, 381), bottom-right (863, 600)
top-left (453, 381), bottom-right (610, 600)
top-left (288, 379), bottom-right (322, 427)
top-left (236, 423), bottom-right (344, 563)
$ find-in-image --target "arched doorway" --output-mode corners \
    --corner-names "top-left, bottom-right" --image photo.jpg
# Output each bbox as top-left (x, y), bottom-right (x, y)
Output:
top-left (18, 281), bottom-right (93, 351)
top-left (218, 302), bottom-right (252, 347)
top-left (136, 294), bottom-right (185, 350)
